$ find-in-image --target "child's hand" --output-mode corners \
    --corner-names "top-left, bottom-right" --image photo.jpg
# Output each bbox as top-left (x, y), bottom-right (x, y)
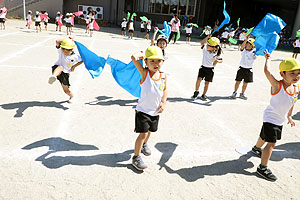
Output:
top-left (157, 102), bottom-right (166, 113)
top-left (69, 36), bottom-right (74, 41)
top-left (131, 51), bottom-right (144, 61)
top-left (264, 52), bottom-right (271, 59)
top-left (154, 27), bottom-right (159, 32)
top-left (288, 117), bottom-right (295, 127)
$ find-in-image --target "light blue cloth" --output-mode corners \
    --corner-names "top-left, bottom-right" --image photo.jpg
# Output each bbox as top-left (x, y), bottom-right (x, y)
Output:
top-left (251, 13), bottom-right (286, 55)
top-left (213, 1), bottom-right (230, 33)
top-left (75, 41), bottom-right (106, 78)
top-left (106, 56), bottom-right (142, 98)
top-left (158, 21), bottom-right (171, 38)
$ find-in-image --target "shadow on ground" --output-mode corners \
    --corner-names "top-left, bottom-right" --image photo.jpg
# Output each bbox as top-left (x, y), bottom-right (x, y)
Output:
top-left (86, 96), bottom-right (138, 108)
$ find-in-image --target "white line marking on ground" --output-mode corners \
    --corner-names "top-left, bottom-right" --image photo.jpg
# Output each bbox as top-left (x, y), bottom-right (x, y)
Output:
top-left (0, 31), bottom-right (20, 37)
top-left (0, 64), bottom-right (49, 70)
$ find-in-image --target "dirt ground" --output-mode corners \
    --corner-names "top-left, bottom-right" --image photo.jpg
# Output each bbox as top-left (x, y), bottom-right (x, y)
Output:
top-left (0, 19), bottom-right (300, 200)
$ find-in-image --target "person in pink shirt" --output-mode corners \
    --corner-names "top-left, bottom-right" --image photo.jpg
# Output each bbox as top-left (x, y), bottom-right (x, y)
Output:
top-left (168, 14), bottom-right (180, 44)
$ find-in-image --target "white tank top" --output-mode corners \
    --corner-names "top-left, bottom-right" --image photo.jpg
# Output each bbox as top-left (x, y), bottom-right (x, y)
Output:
top-left (263, 81), bottom-right (299, 125)
top-left (136, 70), bottom-right (166, 116)
top-left (295, 40), bottom-right (300, 48)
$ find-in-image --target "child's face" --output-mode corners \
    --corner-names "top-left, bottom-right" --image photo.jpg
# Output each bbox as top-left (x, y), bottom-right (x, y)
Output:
top-left (145, 58), bottom-right (164, 73)
top-left (207, 44), bottom-right (217, 53)
top-left (245, 42), bottom-right (253, 50)
top-left (281, 69), bottom-right (300, 84)
top-left (157, 40), bottom-right (167, 50)
top-left (62, 48), bottom-right (73, 56)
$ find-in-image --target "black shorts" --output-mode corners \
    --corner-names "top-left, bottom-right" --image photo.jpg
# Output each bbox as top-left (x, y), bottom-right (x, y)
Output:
top-left (221, 38), bottom-right (227, 43)
top-left (146, 29), bottom-right (151, 33)
top-left (52, 65), bottom-right (70, 87)
top-left (44, 22), bottom-right (48, 26)
top-left (293, 47), bottom-right (300, 53)
top-left (129, 29), bottom-right (134, 33)
top-left (0, 18), bottom-right (5, 23)
top-left (35, 22), bottom-right (41, 26)
top-left (235, 67), bottom-right (253, 83)
top-left (186, 33), bottom-right (191, 37)
top-left (140, 28), bottom-right (145, 32)
top-left (66, 23), bottom-right (72, 27)
top-left (259, 122), bottom-right (282, 143)
top-left (121, 27), bottom-right (126, 31)
top-left (135, 111), bottom-right (159, 133)
top-left (56, 22), bottom-right (59, 26)
top-left (238, 40), bottom-right (244, 45)
top-left (198, 66), bottom-right (214, 82)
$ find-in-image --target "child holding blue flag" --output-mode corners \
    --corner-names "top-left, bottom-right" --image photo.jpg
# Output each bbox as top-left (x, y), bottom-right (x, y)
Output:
top-left (230, 36), bottom-right (256, 100)
top-left (191, 35), bottom-right (223, 101)
top-left (252, 55), bottom-right (300, 182)
top-left (48, 38), bottom-right (83, 103)
top-left (131, 46), bottom-right (167, 171)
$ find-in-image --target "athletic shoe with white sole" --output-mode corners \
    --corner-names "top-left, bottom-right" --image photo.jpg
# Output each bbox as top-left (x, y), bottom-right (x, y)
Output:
top-left (48, 76), bottom-right (57, 84)
top-left (141, 143), bottom-right (151, 156)
top-left (256, 166), bottom-right (277, 182)
top-left (132, 156), bottom-right (147, 171)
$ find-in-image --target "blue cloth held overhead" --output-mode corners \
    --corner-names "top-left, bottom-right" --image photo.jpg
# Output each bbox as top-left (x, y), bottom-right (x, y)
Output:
top-left (106, 56), bottom-right (142, 98)
top-left (251, 13), bottom-right (286, 56)
top-left (75, 41), bottom-right (106, 78)
top-left (158, 21), bottom-right (171, 38)
top-left (213, 1), bottom-right (230, 33)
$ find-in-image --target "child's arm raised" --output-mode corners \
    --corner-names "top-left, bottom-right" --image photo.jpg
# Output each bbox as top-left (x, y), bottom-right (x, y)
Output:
top-left (151, 27), bottom-right (159, 46)
top-left (200, 34), bottom-right (211, 47)
top-left (240, 35), bottom-right (250, 51)
top-left (287, 105), bottom-right (295, 127)
top-left (131, 52), bottom-right (147, 82)
top-left (158, 75), bottom-right (167, 113)
top-left (264, 53), bottom-right (280, 92)
top-left (56, 39), bottom-right (64, 48)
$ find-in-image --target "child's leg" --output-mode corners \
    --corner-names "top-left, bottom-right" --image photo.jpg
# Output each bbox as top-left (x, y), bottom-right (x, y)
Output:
top-left (144, 131), bottom-right (151, 144)
top-left (203, 81), bottom-right (210, 95)
top-left (295, 53), bottom-right (298, 59)
top-left (234, 81), bottom-right (241, 92)
top-left (261, 142), bottom-right (276, 166)
top-left (61, 83), bottom-right (74, 99)
top-left (53, 65), bottom-right (63, 77)
top-left (134, 132), bottom-right (148, 156)
top-left (255, 137), bottom-right (265, 149)
top-left (241, 81), bottom-right (248, 94)
top-left (195, 77), bottom-right (203, 91)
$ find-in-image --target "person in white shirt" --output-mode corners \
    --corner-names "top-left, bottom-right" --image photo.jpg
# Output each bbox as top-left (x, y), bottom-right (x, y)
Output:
top-left (0, 8), bottom-right (7, 30)
top-left (185, 24), bottom-right (193, 44)
top-left (138, 20), bottom-right (145, 37)
top-left (220, 27), bottom-right (229, 48)
top-left (128, 19), bottom-right (134, 39)
top-left (26, 10), bottom-right (32, 29)
top-left (228, 27), bottom-right (238, 46)
top-left (238, 28), bottom-right (247, 50)
top-left (48, 38), bottom-right (83, 103)
top-left (89, 14), bottom-right (95, 37)
top-left (64, 13), bottom-right (72, 35)
top-left (121, 18), bottom-right (127, 36)
top-left (292, 37), bottom-right (300, 59)
top-left (34, 11), bottom-right (41, 32)
top-left (43, 12), bottom-right (50, 31)
top-left (230, 36), bottom-right (256, 100)
top-left (144, 20), bottom-right (151, 40)
top-left (55, 12), bottom-right (62, 32)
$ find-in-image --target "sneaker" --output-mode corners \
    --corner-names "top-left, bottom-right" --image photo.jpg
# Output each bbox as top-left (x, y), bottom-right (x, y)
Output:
top-left (256, 166), bottom-right (277, 182)
top-left (230, 91), bottom-right (237, 99)
top-left (239, 93), bottom-right (248, 100)
top-left (141, 143), bottom-right (151, 156)
top-left (251, 146), bottom-right (262, 158)
top-left (191, 91), bottom-right (199, 99)
top-left (132, 156), bottom-right (147, 171)
top-left (199, 94), bottom-right (208, 101)
top-left (48, 76), bottom-right (57, 84)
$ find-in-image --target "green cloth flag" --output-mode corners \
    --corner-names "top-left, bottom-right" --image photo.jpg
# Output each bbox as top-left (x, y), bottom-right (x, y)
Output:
top-left (245, 27), bottom-right (254, 36)
top-left (296, 29), bottom-right (300, 37)
top-left (228, 37), bottom-right (237, 44)
top-left (127, 12), bottom-right (130, 20)
top-left (131, 13), bottom-right (137, 19)
top-left (191, 23), bottom-right (198, 28)
top-left (140, 16), bottom-right (148, 22)
top-left (200, 29), bottom-right (205, 37)
top-left (237, 18), bottom-right (240, 27)
top-left (176, 31), bottom-right (180, 41)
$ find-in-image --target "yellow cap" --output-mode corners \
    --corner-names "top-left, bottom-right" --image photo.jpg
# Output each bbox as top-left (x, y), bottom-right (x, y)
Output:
top-left (279, 57), bottom-right (300, 72)
top-left (145, 46), bottom-right (164, 60)
top-left (60, 39), bottom-right (75, 49)
top-left (207, 37), bottom-right (220, 47)
top-left (247, 38), bottom-right (255, 47)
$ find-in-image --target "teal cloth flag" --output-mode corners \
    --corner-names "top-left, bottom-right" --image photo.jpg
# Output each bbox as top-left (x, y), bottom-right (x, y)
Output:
top-left (158, 21), bottom-right (171, 38)
top-left (75, 41), bottom-right (106, 78)
top-left (213, 1), bottom-right (230, 33)
top-left (251, 13), bottom-right (286, 55)
top-left (106, 56), bottom-right (142, 98)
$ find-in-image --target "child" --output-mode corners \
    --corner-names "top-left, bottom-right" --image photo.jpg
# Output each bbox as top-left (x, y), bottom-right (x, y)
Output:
top-left (220, 28), bottom-right (229, 48)
top-left (128, 19), bottom-right (134, 39)
top-left (34, 11), bottom-right (41, 32)
top-left (55, 12), bottom-right (62, 31)
top-left (238, 28), bottom-right (247, 50)
top-left (43, 12), bottom-right (50, 31)
top-left (151, 28), bottom-right (168, 60)
top-left (139, 20), bottom-right (145, 37)
top-left (185, 23), bottom-right (193, 44)
top-left (169, 14), bottom-right (181, 44)
top-left (121, 18), bottom-right (127, 36)
top-left (252, 56), bottom-right (300, 182)
top-left (191, 35), bottom-right (223, 100)
top-left (0, 8), bottom-right (7, 30)
top-left (89, 15), bottom-right (95, 37)
top-left (230, 36), bottom-right (256, 100)
top-left (228, 27), bottom-right (238, 46)
top-left (48, 38), bottom-right (83, 102)
top-left (131, 46), bottom-right (167, 171)
top-left (292, 37), bottom-right (300, 59)
top-left (26, 10), bottom-right (32, 29)
top-left (64, 13), bottom-right (72, 35)
top-left (145, 20), bottom-right (151, 40)
top-left (85, 16), bottom-right (90, 34)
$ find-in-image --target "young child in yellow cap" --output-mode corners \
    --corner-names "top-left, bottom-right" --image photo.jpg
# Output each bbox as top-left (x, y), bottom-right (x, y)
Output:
top-left (48, 38), bottom-right (83, 103)
top-left (252, 55), bottom-right (300, 182)
top-left (191, 35), bottom-right (223, 100)
top-left (131, 46), bottom-right (167, 171)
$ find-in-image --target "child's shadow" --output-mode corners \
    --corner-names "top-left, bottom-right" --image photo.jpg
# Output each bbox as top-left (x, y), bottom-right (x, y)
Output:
top-left (0, 101), bottom-right (69, 117)
top-left (292, 111), bottom-right (300, 121)
top-left (271, 142), bottom-right (300, 161)
top-left (22, 137), bottom-right (140, 173)
top-left (167, 96), bottom-right (233, 106)
top-left (86, 96), bottom-right (138, 108)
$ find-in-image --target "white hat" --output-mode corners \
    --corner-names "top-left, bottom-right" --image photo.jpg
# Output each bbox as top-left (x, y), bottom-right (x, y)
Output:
top-left (57, 11), bottom-right (60, 15)
top-left (45, 12), bottom-right (48, 15)
top-left (36, 11), bottom-right (39, 14)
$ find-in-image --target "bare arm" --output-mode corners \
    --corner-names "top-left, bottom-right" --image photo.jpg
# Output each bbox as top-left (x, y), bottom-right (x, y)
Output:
top-left (200, 34), bottom-right (211, 47)
top-left (240, 35), bottom-right (250, 51)
top-left (158, 75), bottom-right (167, 113)
top-left (264, 54), bottom-right (280, 92)
top-left (56, 39), bottom-right (64, 47)
top-left (151, 28), bottom-right (159, 46)
top-left (71, 61), bottom-right (83, 72)
top-left (287, 105), bottom-right (295, 127)
top-left (131, 53), bottom-right (147, 82)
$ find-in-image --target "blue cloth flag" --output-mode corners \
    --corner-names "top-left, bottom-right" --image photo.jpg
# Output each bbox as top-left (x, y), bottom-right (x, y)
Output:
top-left (158, 21), bottom-right (171, 38)
top-left (106, 56), bottom-right (142, 98)
top-left (251, 13), bottom-right (286, 55)
top-left (75, 41), bottom-right (106, 78)
top-left (213, 1), bottom-right (230, 33)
